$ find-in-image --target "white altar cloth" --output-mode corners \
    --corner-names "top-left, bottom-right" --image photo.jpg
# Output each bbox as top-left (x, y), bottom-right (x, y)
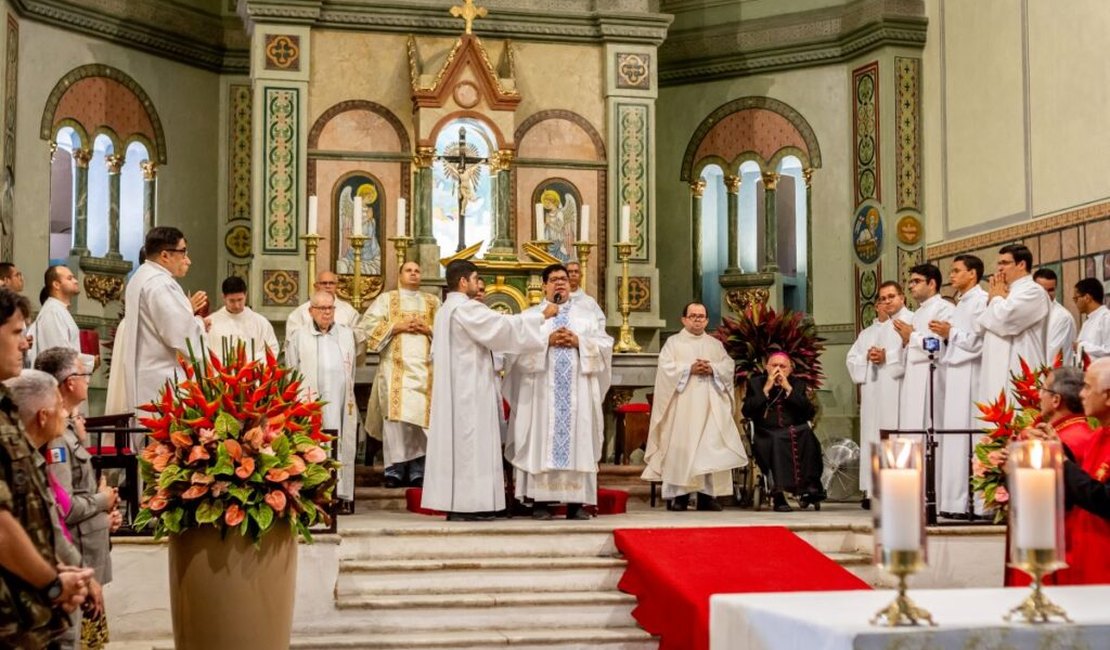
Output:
top-left (710, 585), bottom-right (1110, 650)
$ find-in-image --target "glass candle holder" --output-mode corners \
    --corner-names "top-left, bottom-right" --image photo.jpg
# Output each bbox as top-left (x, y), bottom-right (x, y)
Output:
top-left (869, 438), bottom-right (934, 626)
top-left (1004, 439), bottom-right (1072, 623)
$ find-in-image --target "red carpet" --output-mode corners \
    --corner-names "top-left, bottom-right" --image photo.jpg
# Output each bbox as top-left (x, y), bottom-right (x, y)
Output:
top-left (403, 487), bottom-right (630, 516)
top-left (614, 526), bottom-right (871, 650)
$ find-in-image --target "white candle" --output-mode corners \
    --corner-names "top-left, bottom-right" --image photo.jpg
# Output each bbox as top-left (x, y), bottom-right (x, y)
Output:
top-left (580, 204), bottom-right (590, 241)
top-left (879, 468), bottom-right (921, 551)
top-left (307, 196), bottom-right (318, 236)
top-left (535, 203), bottom-right (545, 240)
top-left (352, 197), bottom-right (363, 237)
top-left (620, 205), bottom-right (631, 243)
top-left (1013, 467), bottom-right (1056, 549)
top-left (397, 198), bottom-right (407, 237)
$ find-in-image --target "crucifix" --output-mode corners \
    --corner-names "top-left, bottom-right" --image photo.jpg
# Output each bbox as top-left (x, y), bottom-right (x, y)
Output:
top-left (437, 127), bottom-right (489, 252)
top-left (450, 0), bottom-right (487, 35)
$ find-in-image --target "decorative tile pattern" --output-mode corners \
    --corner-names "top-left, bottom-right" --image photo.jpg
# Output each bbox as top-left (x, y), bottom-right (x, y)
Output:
top-left (616, 53), bottom-right (651, 90)
top-left (855, 265), bottom-right (879, 333)
top-left (227, 262), bottom-right (250, 280)
top-left (895, 57), bottom-right (921, 212)
top-left (263, 87), bottom-right (298, 252)
top-left (926, 200), bottom-right (1110, 259)
top-left (618, 103), bottom-right (648, 260)
top-left (228, 83), bottom-right (251, 222)
top-left (628, 276), bottom-right (651, 312)
top-left (261, 269), bottom-right (299, 307)
top-left (225, 224), bottom-right (252, 258)
top-left (4, 16), bottom-right (17, 175)
top-left (852, 62), bottom-right (880, 204)
top-left (264, 34), bottom-right (300, 71)
top-left (897, 247), bottom-right (925, 309)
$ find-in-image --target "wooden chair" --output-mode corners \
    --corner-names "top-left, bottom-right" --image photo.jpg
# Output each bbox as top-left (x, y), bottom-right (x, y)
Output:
top-left (84, 413), bottom-right (145, 527)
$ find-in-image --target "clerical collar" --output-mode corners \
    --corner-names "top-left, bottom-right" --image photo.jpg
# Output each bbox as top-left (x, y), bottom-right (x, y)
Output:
top-left (681, 328), bottom-right (703, 338)
top-left (400, 287), bottom-right (420, 297)
top-left (312, 320), bottom-right (333, 334)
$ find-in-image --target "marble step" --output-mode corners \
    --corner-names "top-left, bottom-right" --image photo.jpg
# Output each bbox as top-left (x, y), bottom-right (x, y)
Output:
top-left (340, 526), bottom-right (618, 561)
top-left (337, 556), bottom-right (627, 596)
top-left (138, 627), bottom-right (656, 650)
top-left (333, 591), bottom-right (639, 633)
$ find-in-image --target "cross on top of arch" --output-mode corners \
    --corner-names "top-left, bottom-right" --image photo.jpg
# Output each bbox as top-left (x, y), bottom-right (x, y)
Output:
top-left (450, 0), bottom-right (487, 35)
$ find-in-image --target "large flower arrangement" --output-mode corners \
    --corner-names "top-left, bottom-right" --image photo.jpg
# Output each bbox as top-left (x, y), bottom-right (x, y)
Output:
top-left (132, 342), bottom-right (340, 543)
top-left (715, 302), bottom-right (826, 388)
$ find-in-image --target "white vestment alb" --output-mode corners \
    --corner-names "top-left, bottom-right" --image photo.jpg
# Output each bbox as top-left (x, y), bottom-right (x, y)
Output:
top-left (123, 261), bottom-right (206, 415)
top-left (641, 329), bottom-right (747, 498)
top-left (103, 317), bottom-right (131, 416)
top-left (285, 322), bottom-right (358, 500)
top-left (503, 300), bottom-right (613, 505)
top-left (1077, 304), bottom-right (1110, 361)
top-left (898, 295), bottom-right (954, 430)
top-left (976, 275), bottom-right (1049, 405)
top-left (846, 315), bottom-right (906, 493)
top-left (938, 285), bottom-right (987, 514)
top-left (422, 293), bottom-right (547, 514)
top-left (360, 288), bottom-right (440, 465)
top-left (1045, 301), bottom-right (1077, 367)
top-left (205, 306), bottom-right (279, 361)
top-left (286, 298), bottom-right (365, 349)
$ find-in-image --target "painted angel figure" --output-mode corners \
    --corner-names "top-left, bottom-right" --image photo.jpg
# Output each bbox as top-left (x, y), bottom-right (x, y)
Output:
top-left (336, 183), bottom-right (382, 275)
top-left (541, 190), bottom-right (578, 263)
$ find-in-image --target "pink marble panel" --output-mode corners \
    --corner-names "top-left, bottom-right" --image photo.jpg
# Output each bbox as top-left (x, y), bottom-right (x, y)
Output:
top-left (693, 108), bottom-right (807, 168)
top-left (1039, 231), bottom-right (1061, 264)
top-left (315, 110), bottom-right (403, 152)
top-left (1062, 227), bottom-right (1079, 260)
top-left (517, 118), bottom-right (600, 160)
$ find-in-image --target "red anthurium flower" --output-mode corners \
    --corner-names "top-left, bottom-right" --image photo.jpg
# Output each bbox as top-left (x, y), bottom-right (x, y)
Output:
top-left (286, 455), bottom-right (306, 476)
top-left (170, 430), bottom-right (193, 449)
top-left (181, 485), bottom-right (209, 500)
top-left (266, 468), bottom-right (290, 483)
top-left (303, 446), bottom-right (327, 463)
top-left (151, 453), bottom-right (172, 472)
top-left (265, 490), bottom-right (287, 513)
top-left (235, 457), bottom-right (255, 479)
top-left (224, 503), bottom-right (245, 526)
top-left (285, 480), bottom-right (303, 499)
top-left (190, 471), bottom-right (214, 485)
top-left (148, 495), bottom-right (169, 512)
top-left (224, 439), bottom-right (243, 461)
top-left (243, 427), bottom-right (264, 449)
top-left (187, 445), bottom-right (211, 465)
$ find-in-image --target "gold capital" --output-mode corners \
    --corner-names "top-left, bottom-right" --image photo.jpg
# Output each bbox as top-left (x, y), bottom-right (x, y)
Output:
top-left (690, 179), bottom-right (706, 198)
top-left (723, 175), bottom-right (741, 194)
top-left (106, 154), bottom-right (125, 174)
top-left (140, 160), bottom-right (158, 181)
top-left (490, 149), bottom-right (513, 172)
top-left (72, 148), bottom-right (92, 168)
top-left (414, 146), bottom-right (435, 169)
top-left (450, 0), bottom-right (488, 35)
top-left (761, 171), bottom-right (780, 191)
top-left (802, 167), bottom-right (814, 188)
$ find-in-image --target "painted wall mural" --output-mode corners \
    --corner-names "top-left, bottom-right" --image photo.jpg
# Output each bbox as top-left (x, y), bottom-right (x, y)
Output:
top-left (333, 173), bottom-right (383, 276)
top-left (532, 178), bottom-right (581, 263)
top-left (263, 87), bottom-right (298, 253)
top-left (617, 103), bottom-right (648, 260)
top-left (852, 61), bottom-right (881, 333)
top-left (852, 201), bottom-right (883, 266)
top-left (852, 62), bottom-right (880, 205)
top-left (895, 57), bottom-right (922, 213)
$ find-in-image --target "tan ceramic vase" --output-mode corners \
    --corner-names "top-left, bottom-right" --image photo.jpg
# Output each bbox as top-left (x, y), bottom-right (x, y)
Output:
top-left (168, 521), bottom-right (297, 650)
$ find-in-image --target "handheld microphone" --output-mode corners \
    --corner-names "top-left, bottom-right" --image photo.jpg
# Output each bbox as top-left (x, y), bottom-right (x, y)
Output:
top-left (553, 292), bottom-right (566, 305)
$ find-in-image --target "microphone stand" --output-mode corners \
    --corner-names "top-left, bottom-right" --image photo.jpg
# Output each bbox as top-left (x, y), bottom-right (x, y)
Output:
top-left (925, 349), bottom-right (938, 526)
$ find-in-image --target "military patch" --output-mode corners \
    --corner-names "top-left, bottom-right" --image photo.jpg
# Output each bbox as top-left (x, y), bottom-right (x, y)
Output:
top-left (45, 447), bottom-right (67, 464)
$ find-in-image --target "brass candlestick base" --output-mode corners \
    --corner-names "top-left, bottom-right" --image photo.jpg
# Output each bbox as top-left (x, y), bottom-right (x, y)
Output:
top-left (1005, 549), bottom-right (1072, 624)
top-left (300, 233), bottom-right (324, 297)
top-left (389, 236), bottom-right (414, 272)
top-left (573, 241), bottom-right (596, 289)
top-left (613, 242), bottom-right (640, 353)
top-left (348, 233), bottom-right (369, 312)
top-left (870, 550), bottom-right (935, 627)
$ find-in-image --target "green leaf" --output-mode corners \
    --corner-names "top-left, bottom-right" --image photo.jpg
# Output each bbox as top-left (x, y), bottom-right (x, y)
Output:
top-left (272, 434), bottom-right (291, 462)
top-left (257, 452), bottom-right (281, 475)
top-left (228, 485), bottom-right (252, 504)
top-left (215, 411), bottom-right (242, 440)
top-left (195, 499), bottom-right (225, 524)
top-left (299, 497), bottom-right (318, 525)
top-left (292, 434), bottom-right (315, 449)
top-left (158, 465), bottom-right (186, 490)
top-left (162, 507), bottom-right (185, 534)
top-left (132, 508), bottom-right (154, 531)
top-left (210, 443), bottom-right (235, 477)
top-left (249, 504), bottom-right (275, 532)
top-left (301, 464), bottom-right (329, 489)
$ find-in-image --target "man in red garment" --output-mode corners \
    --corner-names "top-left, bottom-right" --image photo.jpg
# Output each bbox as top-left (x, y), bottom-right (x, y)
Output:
top-left (1023, 358), bottom-right (1110, 584)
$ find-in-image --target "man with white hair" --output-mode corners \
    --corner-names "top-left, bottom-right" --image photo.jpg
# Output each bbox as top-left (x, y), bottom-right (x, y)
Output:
top-left (285, 290), bottom-right (358, 513)
top-left (285, 270), bottom-right (364, 350)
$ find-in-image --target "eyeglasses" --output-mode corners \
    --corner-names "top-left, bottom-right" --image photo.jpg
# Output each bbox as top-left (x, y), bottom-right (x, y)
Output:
top-left (316, 281), bottom-right (338, 286)
top-left (165, 248), bottom-right (189, 256)
top-left (684, 315), bottom-right (708, 321)
top-left (63, 372), bottom-right (93, 382)
top-left (310, 305), bottom-right (335, 312)
top-left (1039, 387), bottom-right (1058, 396)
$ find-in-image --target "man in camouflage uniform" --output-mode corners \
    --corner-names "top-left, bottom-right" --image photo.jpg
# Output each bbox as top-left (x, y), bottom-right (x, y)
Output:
top-left (0, 288), bottom-right (89, 648)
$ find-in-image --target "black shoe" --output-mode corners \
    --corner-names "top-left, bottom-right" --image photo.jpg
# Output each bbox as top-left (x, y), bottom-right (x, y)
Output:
top-left (860, 498), bottom-right (871, 511)
top-left (666, 494), bottom-right (690, 511)
top-left (939, 511), bottom-right (969, 521)
top-left (772, 493), bottom-right (792, 512)
top-left (566, 504), bottom-right (591, 520)
top-left (408, 476), bottom-right (424, 488)
top-left (383, 475), bottom-right (403, 489)
top-left (338, 499), bottom-right (355, 515)
top-left (446, 511), bottom-right (495, 522)
top-left (532, 504), bottom-right (554, 520)
top-left (696, 493), bottom-right (723, 512)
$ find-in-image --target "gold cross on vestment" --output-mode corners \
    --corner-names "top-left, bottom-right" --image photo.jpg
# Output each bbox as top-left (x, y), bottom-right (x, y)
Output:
top-left (450, 0), bottom-right (487, 35)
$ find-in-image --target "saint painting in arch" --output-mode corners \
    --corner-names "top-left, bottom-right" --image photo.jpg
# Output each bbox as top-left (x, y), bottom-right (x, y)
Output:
top-left (334, 173), bottom-right (383, 276)
top-left (533, 179), bottom-right (581, 263)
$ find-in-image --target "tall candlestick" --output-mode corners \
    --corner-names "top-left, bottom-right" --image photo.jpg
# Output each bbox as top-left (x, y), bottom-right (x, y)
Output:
top-left (352, 197), bottom-right (364, 237)
top-left (397, 198), bottom-right (407, 237)
top-left (880, 469), bottom-right (921, 551)
top-left (307, 196), bottom-right (318, 236)
top-left (620, 205), bottom-right (631, 243)
top-left (581, 204), bottom-right (590, 241)
top-left (534, 203), bottom-right (545, 240)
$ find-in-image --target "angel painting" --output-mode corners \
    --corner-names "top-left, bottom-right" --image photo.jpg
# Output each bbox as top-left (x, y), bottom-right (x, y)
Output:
top-left (535, 180), bottom-right (581, 263)
top-left (335, 175), bottom-right (382, 275)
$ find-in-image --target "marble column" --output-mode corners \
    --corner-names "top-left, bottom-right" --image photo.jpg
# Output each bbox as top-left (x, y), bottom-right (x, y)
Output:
top-left (486, 149), bottom-right (516, 260)
top-left (413, 146), bottom-right (435, 245)
top-left (690, 179), bottom-right (706, 302)
top-left (70, 148), bottom-right (92, 257)
top-left (803, 168), bottom-right (814, 312)
top-left (723, 175), bottom-right (741, 273)
top-left (761, 171), bottom-right (780, 273)
top-left (141, 161), bottom-right (158, 231)
top-left (106, 154), bottom-right (125, 260)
